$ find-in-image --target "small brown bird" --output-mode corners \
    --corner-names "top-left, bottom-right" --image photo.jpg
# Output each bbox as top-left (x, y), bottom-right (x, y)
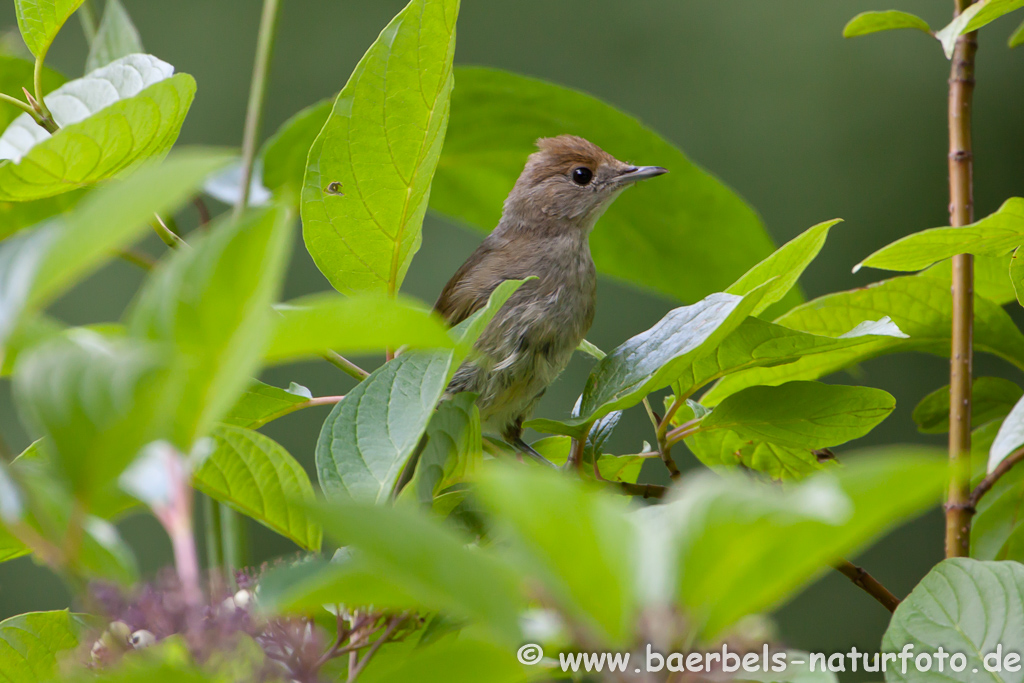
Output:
top-left (434, 135), bottom-right (667, 463)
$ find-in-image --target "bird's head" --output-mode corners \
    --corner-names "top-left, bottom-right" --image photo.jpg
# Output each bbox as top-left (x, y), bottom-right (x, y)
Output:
top-left (503, 134), bottom-right (667, 230)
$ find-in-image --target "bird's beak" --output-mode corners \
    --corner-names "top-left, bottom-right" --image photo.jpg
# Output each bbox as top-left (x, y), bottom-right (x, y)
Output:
top-left (614, 165), bottom-right (669, 184)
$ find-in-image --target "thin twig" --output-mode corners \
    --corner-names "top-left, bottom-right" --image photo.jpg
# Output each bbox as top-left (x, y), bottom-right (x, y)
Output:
top-left (566, 423), bottom-right (593, 472)
top-left (0, 92), bottom-right (37, 117)
top-left (322, 351), bottom-right (371, 381)
top-left (118, 249), bottom-right (156, 271)
top-left (664, 418), bottom-right (701, 447)
top-left (234, 0), bottom-right (281, 218)
top-left (193, 196), bottom-right (212, 227)
top-left (834, 559), bottom-right (901, 613)
top-left (347, 616), bottom-right (405, 683)
top-left (945, 0), bottom-right (979, 560)
top-left (613, 481), bottom-right (668, 499)
top-left (966, 447), bottom-right (1024, 512)
top-left (152, 214), bottom-right (188, 249)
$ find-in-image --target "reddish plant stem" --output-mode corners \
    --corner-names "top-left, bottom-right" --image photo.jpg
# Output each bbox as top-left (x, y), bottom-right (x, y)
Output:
top-left (945, 0), bottom-right (978, 560)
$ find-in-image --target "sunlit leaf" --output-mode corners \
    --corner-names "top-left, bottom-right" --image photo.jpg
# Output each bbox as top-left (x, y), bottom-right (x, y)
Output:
top-left (193, 425), bottom-right (321, 551)
top-left (302, 0), bottom-right (459, 295)
top-left (1011, 246), bottom-right (1024, 307)
top-left (84, 0), bottom-right (143, 73)
top-left (843, 10), bottom-right (933, 38)
top-left (0, 54), bottom-right (196, 200)
top-left (222, 380), bottom-right (312, 430)
top-left (936, 0), bottom-right (1024, 58)
top-left (0, 610), bottom-right (88, 680)
top-left (431, 67), bottom-right (778, 304)
top-left (913, 377), bottom-right (1021, 434)
top-left (856, 198), bottom-right (1024, 272)
top-left (883, 559), bottom-right (1024, 682)
top-left (14, 0), bottom-right (85, 58)
top-left (261, 96), bottom-right (332, 199)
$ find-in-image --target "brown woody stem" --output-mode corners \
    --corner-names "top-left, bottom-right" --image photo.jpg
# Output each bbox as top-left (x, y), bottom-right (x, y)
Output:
top-left (966, 447), bottom-right (1024, 513)
top-left (834, 559), bottom-right (901, 613)
top-left (945, 0), bottom-right (978, 560)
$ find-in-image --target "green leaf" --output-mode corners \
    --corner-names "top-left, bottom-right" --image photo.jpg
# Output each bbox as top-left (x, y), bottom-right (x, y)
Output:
top-left (432, 66), bottom-right (778, 304)
top-left (573, 285), bottom-right (770, 425)
top-left (413, 392), bottom-right (481, 504)
top-left (14, 0), bottom-right (85, 58)
top-left (843, 10), bottom-right (933, 37)
top-left (0, 191), bottom-right (82, 243)
top-left (84, 0), bottom-right (143, 73)
top-left (222, 380), bottom-right (311, 429)
top-left (476, 465), bottom-right (639, 646)
top-left (0, 54), bottom-right (196, 200)
top-left (670, 450), bottom-right (946, 640)
top-left (936, 0), bottom-right (1024, 58)
top-left (705, 274), bottom-right (1024, 402)
top-left (0, 610), bottom-right (88, 680)
top-left (301, 0), bottom-right (459, 295)
top-left (675, 315), bottom-right (905, 404)
top-left (13, 331), bottom-right (170, 499)
top-left (686, 430), bottom-right (833, 481)
top-left (913, 377), bottom-right (1022, 434)
top-left (306, 500), bottom-right (524, 643)
top-left (192, 425), bottom-right (321, 551)
top-left (260, 96), bottom-right (332, 199)
top-left (1011, 245), bottom-right (1024, 307)
top-left (0, 149), bottom-right (230, 347)
top-left (266, 292), bottom-right (453, 365)
top-left (923, 252), bottom-right (1017, 305)
top-left (529, 434), bottom-right (647, 483)
top-left (128, 205), bottom-right (293, 450)
top-left (989, 393), bottom-right (1024, 473)
top-left (448, 277), bottom-right (530, 356)
top-left (971, 456), bottom-right (1024, 561)
top-left (727, 219), bottom-right (841, 316)
top-left (856, 197), bottom-right (1024, 272)
top-left (1011, 18), bottom-right (1024, 46)
top-left (0, 55), bottom-right (64, 134)
top-left (316, 351), bottom-right (452, 503)
top-left (359, 638), bottom-right (525, 683)
top-left (883, 558), bottom-right (1024, 683)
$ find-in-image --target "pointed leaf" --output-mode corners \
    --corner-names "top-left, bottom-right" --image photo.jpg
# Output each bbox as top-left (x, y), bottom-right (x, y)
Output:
top-left (843, 10), bottom-right (933, 37)
top-left (671, 451), bottom-right (946, 640)
top-left (936, 0), bottom-right (1024, 58)
top-left (266, 292), bottom-right (453, 364)
top-left (726, 219), bottom-right (841, 316)
top-left (913, 377), bottom-right (1022, 434)
top-left (128, 205), bottom-right (293, 449)
top-left (85, 0), bottom-right (143, 73)
top-left (857, 198), bottom-right (1024, 272)
top-left (431, 66), bottom-right (778, 304)
top-left (686, 429), bottom-right (831, 481)
top-left (706, 274), bottom-right (1024, 401)
top-left (0, 54), bottom-right (196, 200)
top-left (222, 380), bottom-right (312, 430)
top-left (1012, 18), bottom-right (1024, 46)
top-left (0, 610), bottom-right (88, 680)
top-left (192, 425), bottom-right (321, 551)
top-left (14, 0), bottom-right (85, 58)
top-left (883, 558), bottom-right (1024, 682)
top-left (301, 0), bottom-right (459, 295)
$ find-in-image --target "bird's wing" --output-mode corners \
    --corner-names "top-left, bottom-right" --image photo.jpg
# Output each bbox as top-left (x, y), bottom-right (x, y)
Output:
top-left (433, 240), bottom-right (508, 326)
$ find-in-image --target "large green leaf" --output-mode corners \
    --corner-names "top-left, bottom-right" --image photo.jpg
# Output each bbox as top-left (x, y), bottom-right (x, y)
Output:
top-left (301, 0), bottom-right (459, 295)
top-left (0, 610), bottom-right (88, 681)
top-left (0, 54), bottom-right (196, 200)
top-left (222, 380), bottom-right (312, 430)
top-left (923, 252), bottom-right (1016, 305)
top-left (0, 149), bottom-right (230, 348)
top-left (1011, 246), bottom-right (1024, 307)
top-left (13, 331), bottom-right (169, 499)
top-left (571, 286), bottom-right (769, 426)
top-left (266, 292), bottom-right (453, 364)
top-left (431, 66), bottom-right (777, 304)
top-left (883, 559), bottom-right (1024, 683)
top-left (0, 55), bottom-right (64, 134)
top-left (192, 425), bottom-right (321, 551)
top-left (674, 315), bottom-right (905, 403)
top-left (84, 0), bottom-right (143, 73)
top-left (476, 465), bottom-right (639, 646)
top-left (705, 274), bottom-right (1024, 402)
top-left (971, 459), bottom-right (1024, 561)
top-left (913, 377), bottom-right (1022, 434)
top-left (305, 501), bottom-right (524, 643)
top-left (685, 429), bottom-right (832, 481)
top-left (936, 0), bottom-right (1024, 58)
top-left (14, 0), bottom-right (84, 58)
top-left (726, 219), bottom-right (840, 317)
top-left (857, 198), bottom-right (1024, 272)
top-left (843, 10), bottom-right (933, 37)
top-left (669, 450), bottom-right (946, 640)
top-left (413, 391), bottom-right (481, 504)
top-left (697, 381), bottom-right (894, 449)
top-left (260, 96), bottom-right (332, 199)
top-left (128, 205), bottom-right (293, 450)
top-left (317, 351), bottom-right (452, 503)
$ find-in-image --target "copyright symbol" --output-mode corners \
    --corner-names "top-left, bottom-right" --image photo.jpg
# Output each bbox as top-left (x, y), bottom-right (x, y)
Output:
top-left (517, 643), bottom-right (543, 665)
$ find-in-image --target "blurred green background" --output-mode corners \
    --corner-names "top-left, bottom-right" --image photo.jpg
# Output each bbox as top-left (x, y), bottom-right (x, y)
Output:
top-left (0, 0), bottom-right (1022, 676)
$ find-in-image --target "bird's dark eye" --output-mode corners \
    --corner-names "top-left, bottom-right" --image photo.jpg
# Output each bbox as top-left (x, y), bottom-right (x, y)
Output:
top-left (571, 167), bottom-right (593, 186)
